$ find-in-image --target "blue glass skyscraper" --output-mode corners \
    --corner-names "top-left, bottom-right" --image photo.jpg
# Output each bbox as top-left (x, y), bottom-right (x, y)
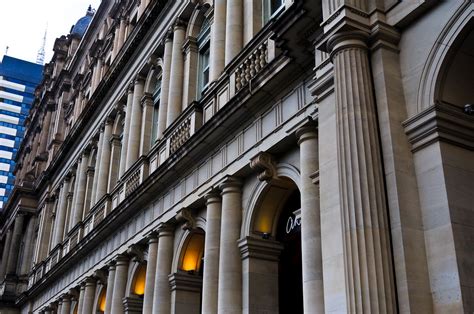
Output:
top-left (0, 56), bottom-right (42, 209)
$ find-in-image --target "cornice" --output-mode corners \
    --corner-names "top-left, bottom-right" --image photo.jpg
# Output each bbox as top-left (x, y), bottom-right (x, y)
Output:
top-left (403, 101), bottom-right (474, 152)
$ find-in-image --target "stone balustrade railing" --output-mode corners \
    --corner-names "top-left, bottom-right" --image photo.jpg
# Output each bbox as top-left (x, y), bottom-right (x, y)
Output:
top-left (235, 42), bottom-right (268, 91)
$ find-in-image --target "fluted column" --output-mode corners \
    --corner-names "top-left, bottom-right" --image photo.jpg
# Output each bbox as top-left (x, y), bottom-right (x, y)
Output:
top-left (217, 177), bottom-right (242, 314)
top-left (157, 34), bottom-right (173, 139)
top-left (61, 295), bottom-right (71, 314)
top-left (201, 192), bottom-right (222, 314)
top-left (143, 234), bottom-right (158, 314)
top-left (110, 255), bottom-right (129, 313)
top-left (108, 135), bottom-right (122, 192)
top-left (140, 93), bottom-right (154, 156)
top-left (0, 228), bottom-right (12, 279)
top-left (166, 22), bottom-right (186, 128)
top-left (224, 0), bottom-right (242, 65)
top-left (328, 31), bottom-right (396, 313)
top-left (71, 153), bottom-right (89, 227)
top-left (77, 284), bottom-right (86, 314)
top-left (296, 126), bottom-right (324, 313)
top-left (52, 178), bottom-right (71, 246)
top-left (210, 0), bottom-right (227, 81)
top-left (82, 278), bottom-right (97, 314)
top-left (104, 263), bottom-right (116, 314)
top-left (91, 137), bottom-right (103, 207)
top-left (119, 89), bottom-right (134, 178)
top-left (6, 213), bottom-right (25, 275)
top-left (152, 225), bottom-right (174, 314)
top-left (96, 119), bottom-right (113, 201)
top-left (126, 77), bottom-right (144, 169)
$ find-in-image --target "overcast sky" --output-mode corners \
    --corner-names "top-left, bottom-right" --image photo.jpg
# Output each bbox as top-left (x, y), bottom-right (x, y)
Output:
top-left (0, 0), bottom-right (102, 64)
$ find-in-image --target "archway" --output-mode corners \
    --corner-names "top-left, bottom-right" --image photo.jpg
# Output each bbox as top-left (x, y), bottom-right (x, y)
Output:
top-left (242, 174), bottom-right (303, 314)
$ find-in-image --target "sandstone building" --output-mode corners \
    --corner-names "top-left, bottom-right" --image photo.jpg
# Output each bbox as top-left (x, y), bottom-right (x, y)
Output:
top-left (0, 0), bottom-right (473, 313)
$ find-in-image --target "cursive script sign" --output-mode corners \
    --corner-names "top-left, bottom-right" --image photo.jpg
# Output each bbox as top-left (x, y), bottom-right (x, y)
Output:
top-left (286, 209), bottom-right (301, 234)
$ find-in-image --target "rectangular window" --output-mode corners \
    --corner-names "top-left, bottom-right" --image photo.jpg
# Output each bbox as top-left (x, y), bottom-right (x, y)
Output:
top-left (263, 0), bottom-right (285, 24)
top-left (197, 19), bottom-right (211, 99)
top-left (151, 78), bottom-right (162, 143)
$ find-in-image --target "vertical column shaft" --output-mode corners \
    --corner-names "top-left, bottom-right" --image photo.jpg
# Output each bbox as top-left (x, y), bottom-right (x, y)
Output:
top-left (210, 0), bottom-right (227, 81)
top-left (329, 32), bottom-right (396, 313)
top-left (91, 134), bottom-right (104, 207)
top-left (166, 23), bottom-right (186, 128)
top-left (71, 153), bottom-right (89, 227)
top-left (108, 135), bottom-right (122, 192)
top-left (143, 235), bottom-right (158, 314)
top-left (296, 126), bottom-right (324, 313)
top-left (117, 18), bottom-right (126, 49)
top-left (202, 193), bottom-right (222, 314)
top-left (61, 296), bottom-right (71, 314)
top-left (0, 229), bottom-right (12, 278)
top-left (110, 255), bottom-right (129, 313)
top-left (77, 284), bottom-right (85, 314)
top-left (82, 278), bottom-right (97, 314)
top-left (224, 0), bottom-right (243, 65)
top-left (152, 225), bottom-right (174, 314)
top-left (119, 90), bottom-right (134, 178)
top-left (96, 119), bottom-right (113, 200)
top-left (126, 77), bottom-right (144, 170)
top-left (53, 179), bottom-right (70, 246)
top-left (20, 216), bottom-right (37, 275)
top-left (157, 36), bottom-right (173, 139)
top-left (104, 263), bottom-right (116, 314)
top-left (217, 177), bottom-right (242, 314)
top-left (6, 214), bottom-right (25, 274)
top-left (140, 94), bottom-right (154, 156)
top-left (38, 109), bottom-right (53, 154)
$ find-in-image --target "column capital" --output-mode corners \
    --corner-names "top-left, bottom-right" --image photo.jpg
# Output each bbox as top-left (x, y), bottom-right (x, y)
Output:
top-left (134, 75), bottom-right (146, 85)
top-left (218, 176), bottom-right (242, 194)
top-left (114, 254), bottom-right (129, 266)
top-left (157, 223), bottom-right (174, 237)
top-left (146, 231), bottom-right (159, 243)
top-left (173, 18), bottom-right (187, 31)
top-left (327, 30), bottom-right (369, 60)
top-left (141, 92), bottom-right (154, 107)
top-left (204, 190), bottom-right (222, 205)
top-left (83, 276), bottom-right (97, 286)
top-left (295, 125), bottom-right (318, 145)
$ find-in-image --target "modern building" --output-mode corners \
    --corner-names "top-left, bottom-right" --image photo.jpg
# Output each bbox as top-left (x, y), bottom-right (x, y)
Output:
top-left (0, 0), bottom-right (473, 313)
top-left (0, 56), bottom-right (43, 209)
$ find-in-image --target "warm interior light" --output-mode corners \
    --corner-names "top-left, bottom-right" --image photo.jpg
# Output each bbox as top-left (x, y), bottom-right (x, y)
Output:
top-left (180, 233), bottom-right (205, 272)
top-left (133, 264), bottom-right (147, 296)
top-left (253, 186), bottom-right (290, 234)
top-left (98, 288), bottom-right (106, 312)
top-left (73, 304), bottom-right (78, 314)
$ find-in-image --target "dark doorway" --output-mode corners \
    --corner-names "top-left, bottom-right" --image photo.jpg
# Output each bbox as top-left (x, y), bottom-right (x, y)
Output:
top-left (277, 189), bottom-right (303, 314)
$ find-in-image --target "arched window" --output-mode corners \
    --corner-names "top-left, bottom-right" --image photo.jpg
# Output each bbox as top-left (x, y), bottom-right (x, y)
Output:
top-left (97, 288), bottom-right (107, 313)
top-left (151, 74), bottom-right (162, 142)
top-left (196, 19), bottom-right (211, 99)
top-left (179, 231), bottom-right (205, 273)
top-left (132, 264), bottom-right (147, 296)
top-left (263, 0), bottom-right (285, 24)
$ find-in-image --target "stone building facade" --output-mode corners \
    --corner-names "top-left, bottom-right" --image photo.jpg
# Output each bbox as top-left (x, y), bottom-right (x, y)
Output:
top-left (0, 0), bottom-right (473, 313)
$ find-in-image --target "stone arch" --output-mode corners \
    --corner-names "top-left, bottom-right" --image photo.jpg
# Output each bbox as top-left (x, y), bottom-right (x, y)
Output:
top-left (126, 260), bottom-right (147, 298)
top-left (417, 2), bottom-right (474, 112)
top-left (186, 3), bottom-right (211, 39)
top-left (242, 163), bottom-right (301, 238)
top-left (143, 61), bottom-right (163, 94)
top-left (92, 284), bottom-right (107, 313)
top-left (172, 216), bottom-right (206, 273)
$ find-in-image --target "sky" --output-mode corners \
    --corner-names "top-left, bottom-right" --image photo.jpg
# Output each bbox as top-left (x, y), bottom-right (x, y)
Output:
top-left (0, 0), bottom-right (102, 64)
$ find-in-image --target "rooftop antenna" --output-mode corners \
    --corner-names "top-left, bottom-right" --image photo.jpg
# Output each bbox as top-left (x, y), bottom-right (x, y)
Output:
top-left (36, 25), bottom-right (47, 65)
top-left (5, 46), bottom-right (8, 56)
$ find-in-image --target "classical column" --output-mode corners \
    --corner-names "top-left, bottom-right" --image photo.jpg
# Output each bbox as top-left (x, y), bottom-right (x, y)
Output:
top-left (328, 31), bottom-right (396, 312)
top-left (83, 163), bottom-right (95, 214)
top-left (108, 134), bottom-right (122, 192)
top-left (38, 109), bottom-right (53, 154)
top-left (143, 234), bottom-right (158, 314)
top-left (140, 93), bottom-right (154, 156)
top-left (96, 119), bottom-right (113, 201)
top-left (91, 136), bottom-right (103, 207)
top-left (296, 126), bottom-right (324, 313)
top-left (52, 178), bottom-right (71, 246)
top-left (119, 88), bottom-right (134, 178)
top-left (34, 199), bottom-right (55, 263)
top-left (117, 18), bottom-right (127, 49)
top-left (20, 216), bottom-right (37, 275)
top-left (82, 278), bottom-right (97, 314)
top-left (181, 38), bottom-right (198, 108)
top-left (110, 255), bottom-right (129, 313)
top-left (77, 284), bottom-right (86, 314)
top-left (6, 213), bottom-right (25, 275)
top-left (126, 77), bottom-right (144, 169)
top-left (71, 153), bottom-right (89, 227)
top-left (152, 225), bottom-right (174, 314)
top-left (61, 295), bottom-right (71, 314)
top-left (0, 228), bottom-right (12, 279)
top-left (224, 0), bottom-right (242, 65)
top-left (156, 34), bottom-right (173, 139)
top-left (166, 21), bottom-right (186, 128)
top-left (210, 0), bottom-right (227, 81)
top-left (104, 263), bottom-right (116, 314)
top-left (57, 300), bottom-right (63, 314)
top-left (201, 192), bottom-right (222, 314)
top-left (217, 177), bottom-right (242, 314)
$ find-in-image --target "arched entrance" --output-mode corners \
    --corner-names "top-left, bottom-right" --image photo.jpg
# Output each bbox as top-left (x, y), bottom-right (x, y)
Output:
top-left (242, 174), bottom-right (303, 314)
top-left (276, 189), bottom-right (302, 314)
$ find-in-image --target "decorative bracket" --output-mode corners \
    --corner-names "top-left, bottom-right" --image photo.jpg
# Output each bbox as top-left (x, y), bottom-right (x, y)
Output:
top-left (250, 152), bottom-right (278, 182)
top-left (176, 208), bottom-right (196, 231)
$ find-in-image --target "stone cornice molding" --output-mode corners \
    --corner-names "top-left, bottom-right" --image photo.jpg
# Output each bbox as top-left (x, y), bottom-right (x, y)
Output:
top-left (403, 102), bottom-right (474, 152)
